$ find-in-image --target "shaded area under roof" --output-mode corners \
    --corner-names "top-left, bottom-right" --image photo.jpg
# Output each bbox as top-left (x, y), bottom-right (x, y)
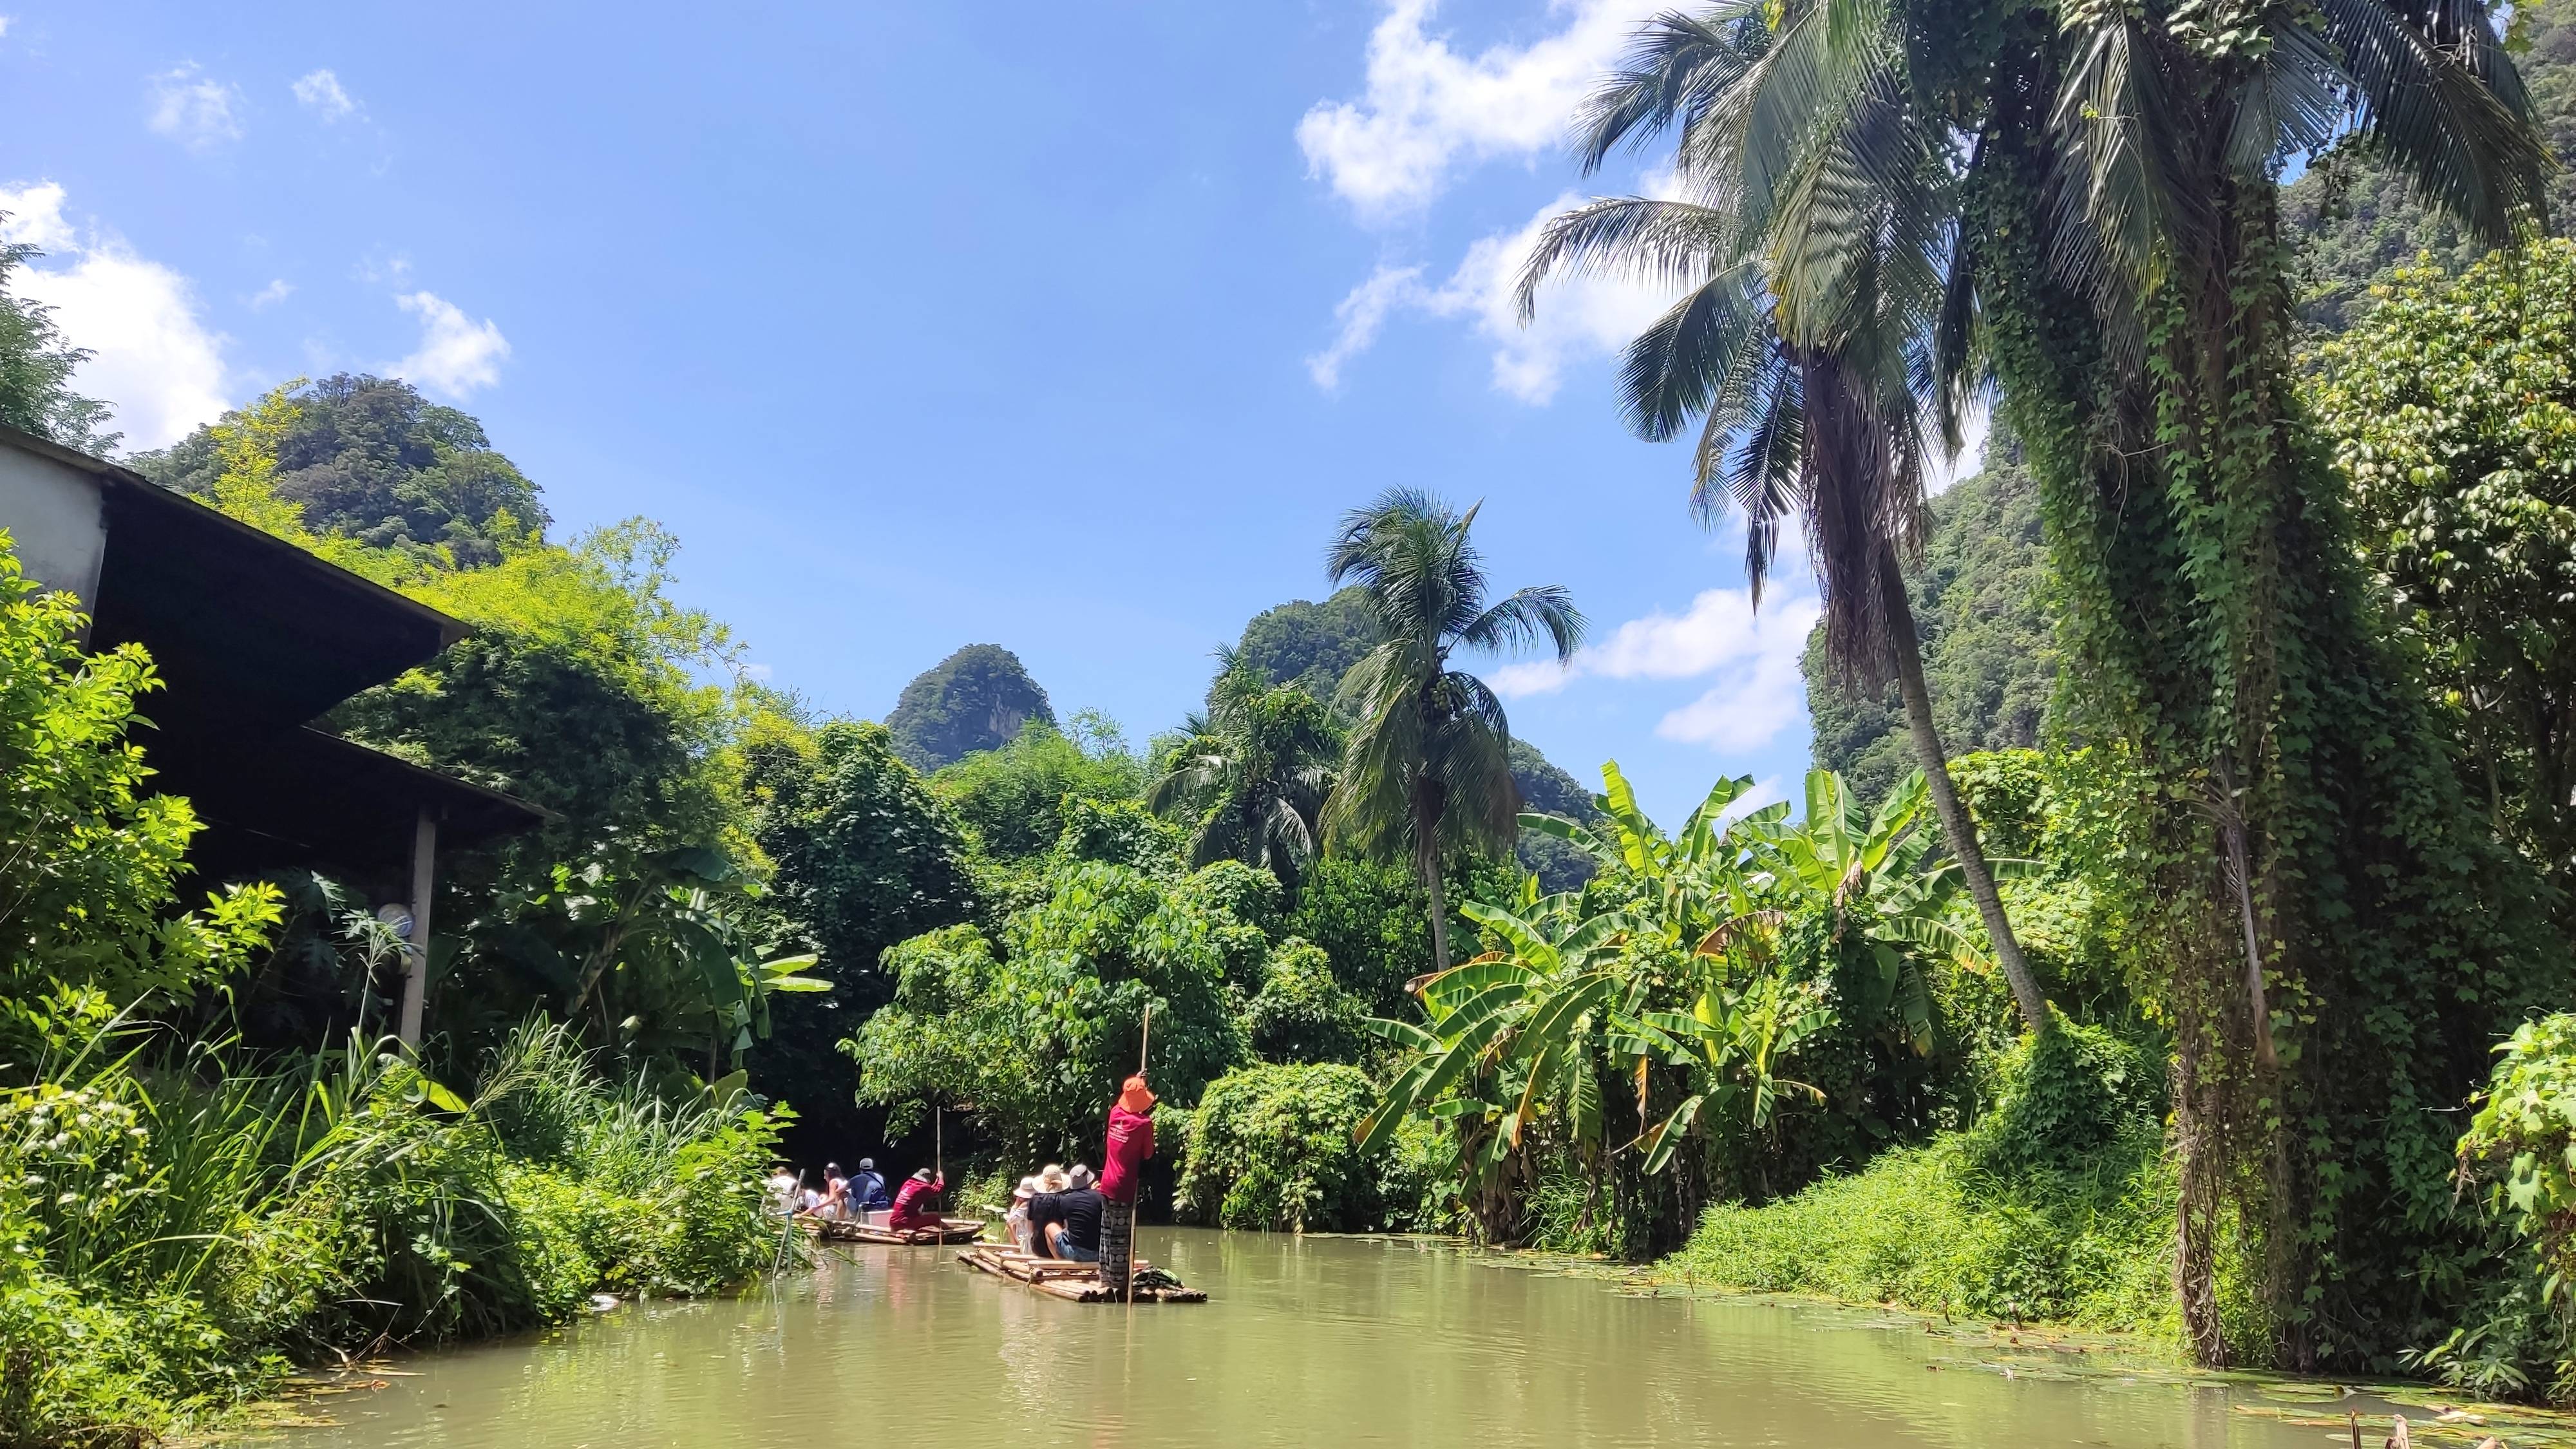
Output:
top-left (0, 425), bottom-right (546, 883)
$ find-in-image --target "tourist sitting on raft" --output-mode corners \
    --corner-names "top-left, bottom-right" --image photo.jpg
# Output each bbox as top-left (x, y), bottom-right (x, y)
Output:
top-left (1032, 1164), bottom-right (1105, 1262)
top-left (848, 1158), bottom-right (891, 1212)
top-left (886, 1166), bottom-right (947, 1230)
top-left (1005, 1177), bottom-right (1038, 1251)
top-left (819, 1162), bottom-right (851, 1219)
top-left (764, 1166), bottom-right (800, 1218)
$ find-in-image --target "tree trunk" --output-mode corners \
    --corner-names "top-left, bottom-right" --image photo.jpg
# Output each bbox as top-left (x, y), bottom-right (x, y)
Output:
top-left (1878, 551), bottom-right (2052, 1034)
top-left (1418, 795), bottom-right (1451, 974)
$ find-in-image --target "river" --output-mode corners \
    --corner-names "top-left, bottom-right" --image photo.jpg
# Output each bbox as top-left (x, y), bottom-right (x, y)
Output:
top-left (280, 1229), bottom-right (2376, 1448)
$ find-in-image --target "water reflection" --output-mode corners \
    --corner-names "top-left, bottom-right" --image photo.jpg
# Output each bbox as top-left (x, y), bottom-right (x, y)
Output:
top-left (270, 1230), bottom-right (2336, 1449)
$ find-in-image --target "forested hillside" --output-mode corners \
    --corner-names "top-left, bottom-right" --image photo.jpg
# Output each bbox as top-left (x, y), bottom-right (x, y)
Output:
top-left (2280, 0), bottom-right (2576, 332)
top-left (1803, 442), bottom-right (2055, 800)
top-left (135, 373), bottom-right (549, 567)
top-left (884, 643), bottom-right (1055, 770)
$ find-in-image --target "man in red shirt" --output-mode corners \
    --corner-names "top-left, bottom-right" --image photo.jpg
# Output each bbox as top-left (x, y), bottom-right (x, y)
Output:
top-left (1098, 1074), bottom-right (1155, 1293)
top-left (886, 1168), bottom-right (946, 1231)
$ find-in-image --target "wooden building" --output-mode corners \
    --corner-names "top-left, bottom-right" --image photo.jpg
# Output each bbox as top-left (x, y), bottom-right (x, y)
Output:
top-left (0, 424), bottom-right (545, 1042)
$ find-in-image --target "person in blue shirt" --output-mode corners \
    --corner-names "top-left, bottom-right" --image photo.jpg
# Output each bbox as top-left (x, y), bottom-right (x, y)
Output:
top-left (848, 1158), bottom-right (891, 1212)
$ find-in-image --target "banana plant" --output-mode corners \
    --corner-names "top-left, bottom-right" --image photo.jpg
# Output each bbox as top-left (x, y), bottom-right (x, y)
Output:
top-left (1620, 973), bottom-right (1833, 1173)
top-left (1354, 897), bottom-right (1642, 1162)
top-left (1363, 761), bottom-right (2042, 1202)
top-left (1764, 768), bottom-right (2043, 1054)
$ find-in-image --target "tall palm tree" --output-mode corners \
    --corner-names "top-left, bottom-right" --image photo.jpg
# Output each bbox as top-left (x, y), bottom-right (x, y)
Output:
top-left (1146, 649), bottom-right (1340, 889)
top-left (1514, 5), bottom-right (2057, 1033)
top-left (1322, 489), bottom-right (1585, 973)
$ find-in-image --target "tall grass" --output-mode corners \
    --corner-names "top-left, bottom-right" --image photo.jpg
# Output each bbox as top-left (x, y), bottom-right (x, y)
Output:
top-left (0, 1018), bottom-right (787, 1446)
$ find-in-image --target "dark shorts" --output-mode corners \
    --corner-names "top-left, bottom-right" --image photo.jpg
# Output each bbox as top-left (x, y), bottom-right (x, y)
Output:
top-left (1058, 1238), bottom-right (1099, 1263)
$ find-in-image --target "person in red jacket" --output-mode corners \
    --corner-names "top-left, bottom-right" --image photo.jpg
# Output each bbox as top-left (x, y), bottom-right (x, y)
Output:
top-left (886, 1168), bottom-right (946, 1231)
top-left (1097, 1074), bottom-right (1155, 1293)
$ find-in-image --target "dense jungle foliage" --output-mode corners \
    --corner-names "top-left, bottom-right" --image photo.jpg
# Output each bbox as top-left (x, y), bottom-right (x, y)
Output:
top-left (22, 0), bottom-right (2576, 1431)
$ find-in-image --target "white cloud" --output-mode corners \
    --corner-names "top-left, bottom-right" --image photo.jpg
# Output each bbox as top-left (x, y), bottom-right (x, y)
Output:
top-left (1307, 263), bottom-right (1424, 390)
top-left (387, 291), bottom-right (509, 398)
top-left (146, 64), bottom-right (245, 153)
top-left (1438, 191), bottom-right (1677, 402)
top-left (1298, 0), bottom-right (1658, 219)
top-left (0, 18), bottom-right (14, 41)
top-left (1493, 585), bottom-right (1820, 754)
top-left (292, 69), bottom-right (359, 123)
top-left (246, 278), bottom-right (293, 309)
top-left (1312, 189), bottom-right (1681, 402)
top-left (0, 182), bottom-right (231, 450)
top-left (0, 180), bottom-right (74, 252)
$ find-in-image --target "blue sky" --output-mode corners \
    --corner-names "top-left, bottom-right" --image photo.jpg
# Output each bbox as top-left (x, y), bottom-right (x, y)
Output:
top-left (0, 1), bottom-right (1884, 824)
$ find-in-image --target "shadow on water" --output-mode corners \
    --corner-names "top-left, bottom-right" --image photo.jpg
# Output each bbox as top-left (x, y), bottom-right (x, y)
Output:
top-left (243, 1229), bottom-right (2416, 1448)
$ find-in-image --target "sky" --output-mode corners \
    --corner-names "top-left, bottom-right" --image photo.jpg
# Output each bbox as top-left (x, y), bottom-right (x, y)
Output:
top-left (0, 0), bottom-right (1938, 824)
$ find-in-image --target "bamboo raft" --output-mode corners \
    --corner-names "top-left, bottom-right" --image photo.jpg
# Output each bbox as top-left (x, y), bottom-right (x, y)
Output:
top-left (798, 1214), bottom-right (986, 1246)
top-left (954, 1244), bottom-right (1207, 1303)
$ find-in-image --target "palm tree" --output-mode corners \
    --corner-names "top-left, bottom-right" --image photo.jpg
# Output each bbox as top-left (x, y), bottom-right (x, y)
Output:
top-left (1530, 0), bottom-right (2552, 1366)
top-left (1322, 489), bottom-right (1585, 974)
top-left (1146, 649), bottom-right (1340, 889)
top-left (1513, 5), bottom-right (2056, 1033)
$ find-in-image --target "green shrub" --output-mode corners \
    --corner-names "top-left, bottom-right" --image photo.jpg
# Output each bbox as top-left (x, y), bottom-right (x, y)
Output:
top-left (1969, 1021), bottom-right (2163, 1179)
top-left (2447, 1012), bottom-right (2576, 1400)
top-left (1175, 1064), bottom-right (1383, 1232)
top-left (0, 535), bottom-right (278, 1058)
top-left (1244, 940), bottom-right (1367, 1065)
top-left (1663, 1129), bottom-right (2177, 1332)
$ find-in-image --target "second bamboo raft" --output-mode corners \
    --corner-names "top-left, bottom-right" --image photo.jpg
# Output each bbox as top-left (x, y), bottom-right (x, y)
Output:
top-left (799, 1214), bottom-right (985, 1245)
top-left (954, 1244), bottom-right (1208, 1302)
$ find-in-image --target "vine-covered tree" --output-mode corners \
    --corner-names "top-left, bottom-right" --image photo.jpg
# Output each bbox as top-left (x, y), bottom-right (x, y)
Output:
top-left (1322, 489), bottom-right (1583, 973)
top-left (884, 643), bottom-right (1054, 771)
top-left (1899, 0), bottom-right (2560, 1368)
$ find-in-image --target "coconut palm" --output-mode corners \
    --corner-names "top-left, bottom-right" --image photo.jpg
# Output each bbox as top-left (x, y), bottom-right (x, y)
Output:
top-left (1513, 3), bottom-right (2056, 1033)
top-left (1322, 489), bottom-right (1585, 974)
top-left (1532, 0), bottom-right (2553, 1364)
top-left (1146, 649), bottom-right (1340, 889)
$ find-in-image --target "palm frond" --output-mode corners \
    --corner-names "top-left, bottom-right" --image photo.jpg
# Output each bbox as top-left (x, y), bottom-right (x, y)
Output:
top-left (1459, 586), bottom-right (1587, 662)
top-left (2318, 0), bottom-right (2553, 240)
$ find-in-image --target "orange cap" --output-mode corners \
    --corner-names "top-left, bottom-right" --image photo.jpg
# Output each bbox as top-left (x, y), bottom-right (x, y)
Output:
top-left (1119, 1074), bottom-right (1157, 1114)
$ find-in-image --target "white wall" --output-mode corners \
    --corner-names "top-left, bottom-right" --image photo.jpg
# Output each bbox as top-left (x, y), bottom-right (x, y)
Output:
top-left (0, 440), bottom-right (107, 621)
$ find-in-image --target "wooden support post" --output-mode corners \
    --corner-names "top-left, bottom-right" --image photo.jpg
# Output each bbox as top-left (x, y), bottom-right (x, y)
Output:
top-left (397, 806), bottom-right (437, 1047)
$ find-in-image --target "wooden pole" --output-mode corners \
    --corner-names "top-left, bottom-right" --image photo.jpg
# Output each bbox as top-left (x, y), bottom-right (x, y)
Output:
top-left (1128, 1003), bottom-right (1151, 1307)
top-left (397, 806), bottom-right (437, 1047)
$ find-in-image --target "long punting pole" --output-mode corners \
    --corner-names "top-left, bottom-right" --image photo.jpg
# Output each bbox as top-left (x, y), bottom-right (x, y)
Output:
top-left (1129, 1003), bottom-right (1151, 1307)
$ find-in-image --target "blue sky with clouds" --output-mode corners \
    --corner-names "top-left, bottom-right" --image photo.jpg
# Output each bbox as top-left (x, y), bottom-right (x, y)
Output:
top-left (0, 1), bottom-right (1895, 824)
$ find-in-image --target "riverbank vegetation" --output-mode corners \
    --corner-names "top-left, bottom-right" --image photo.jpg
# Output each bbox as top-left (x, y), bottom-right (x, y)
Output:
top-left (15, 0), bottom-right (2576, 1431)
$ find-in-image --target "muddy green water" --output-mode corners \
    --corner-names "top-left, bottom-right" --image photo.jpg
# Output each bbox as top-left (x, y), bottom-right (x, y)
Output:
top-left (281, 1229), bottom-right (2362, 1448)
